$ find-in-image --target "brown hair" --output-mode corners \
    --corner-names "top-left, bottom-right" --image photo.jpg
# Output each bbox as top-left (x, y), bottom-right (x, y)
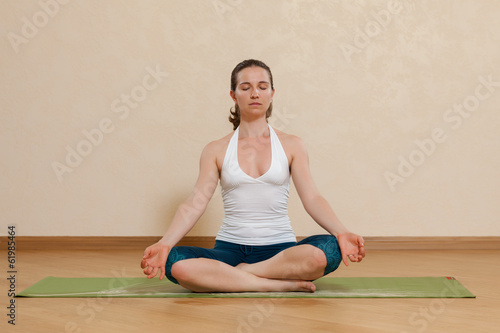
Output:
top-left (229, 59), bottom-right (274, 130)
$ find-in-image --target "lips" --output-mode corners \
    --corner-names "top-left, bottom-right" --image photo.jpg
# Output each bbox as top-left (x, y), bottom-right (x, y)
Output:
top-left (249, 103), bottom-right (262, 105)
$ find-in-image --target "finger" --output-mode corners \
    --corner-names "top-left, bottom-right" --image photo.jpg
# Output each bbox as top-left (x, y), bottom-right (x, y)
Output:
top-left (343, 254), bottom-right (349, 266)
top-left (143, 248), bottom-right (151, 259)
top-left (140, 259), bottom-right (148, 269)
top-left (148, 267), bottom-right (159, 279)
top-left (348, 254), bottom-right (360, 262)
top-left (359, 245), bottom-right (366, 258)
top-left (159, 267), bottom-right (165, 281)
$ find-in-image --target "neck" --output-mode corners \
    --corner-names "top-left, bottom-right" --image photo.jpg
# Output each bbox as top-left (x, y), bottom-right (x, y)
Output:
top-left (238, 118), bottom-right (269, 138)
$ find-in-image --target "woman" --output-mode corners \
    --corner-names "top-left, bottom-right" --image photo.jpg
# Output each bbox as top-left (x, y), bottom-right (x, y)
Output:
top-left (140, 59), bottom-right (365, 292)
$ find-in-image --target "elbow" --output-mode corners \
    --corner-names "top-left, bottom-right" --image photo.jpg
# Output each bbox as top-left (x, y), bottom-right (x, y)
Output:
top-left (177, 201), bottom-right (206, 223)
top-left (182, 192), bottom-right (210, 217)
top-left (303, 194), bottom-right (325, 215)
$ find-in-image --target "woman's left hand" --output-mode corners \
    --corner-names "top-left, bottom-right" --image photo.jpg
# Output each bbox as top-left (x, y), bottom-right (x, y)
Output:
top-left (337, 232), bottom-right (365, 266)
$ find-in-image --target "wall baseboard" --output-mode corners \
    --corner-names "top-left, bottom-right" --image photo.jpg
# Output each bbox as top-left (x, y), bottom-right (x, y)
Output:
top-left (1, 236), bottom-right (499, 251)
top-left (361, 236), bottom-right (500, 250)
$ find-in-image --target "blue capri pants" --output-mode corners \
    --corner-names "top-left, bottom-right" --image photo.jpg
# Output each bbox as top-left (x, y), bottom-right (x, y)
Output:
top-left (165, 234), bottom-right (342, 284)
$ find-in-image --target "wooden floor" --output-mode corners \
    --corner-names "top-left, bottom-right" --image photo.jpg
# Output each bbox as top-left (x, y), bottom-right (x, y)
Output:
top-left (2, 249), bottom-right (499, 333)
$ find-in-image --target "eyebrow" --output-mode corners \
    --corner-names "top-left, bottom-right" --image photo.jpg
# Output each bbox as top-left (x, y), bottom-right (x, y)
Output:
top-left (239, 81), bottom-right (270, 86)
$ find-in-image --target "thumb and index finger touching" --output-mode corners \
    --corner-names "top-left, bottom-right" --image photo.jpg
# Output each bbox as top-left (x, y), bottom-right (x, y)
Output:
top-left (358, 235), bottom-right (366, 257)
top-left (140, 246), bottom-right (156, 269)
top-left (341, 234), bottom-right (366, 266)
top-left (143, 247), bottom-right (152, 259)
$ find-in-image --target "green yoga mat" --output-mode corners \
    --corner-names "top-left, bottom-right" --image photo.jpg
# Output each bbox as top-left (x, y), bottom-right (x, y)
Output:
top-left (17, 276), bottom-right (474, 298)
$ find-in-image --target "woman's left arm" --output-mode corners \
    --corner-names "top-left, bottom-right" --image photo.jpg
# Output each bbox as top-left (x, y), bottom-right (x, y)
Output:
top-left (288, 135), bottom-right (365, 265)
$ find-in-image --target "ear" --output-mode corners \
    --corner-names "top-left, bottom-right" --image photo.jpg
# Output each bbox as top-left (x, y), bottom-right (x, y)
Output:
top-left (271, 88), bottom-right (275, 99)
top-left (230, 90), bottom-right (237, 103)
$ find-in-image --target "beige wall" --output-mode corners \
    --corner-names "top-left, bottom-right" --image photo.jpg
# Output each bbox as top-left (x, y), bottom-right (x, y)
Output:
top-left (1, 0), bottom-right (499, 237)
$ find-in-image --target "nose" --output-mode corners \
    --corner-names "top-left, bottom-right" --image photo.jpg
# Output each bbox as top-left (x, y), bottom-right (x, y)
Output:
top-left (251, 88), bottom-right (259, 98)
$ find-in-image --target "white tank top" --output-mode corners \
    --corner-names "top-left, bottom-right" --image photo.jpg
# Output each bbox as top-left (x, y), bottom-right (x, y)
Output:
top-left (216, 124), bottom-right (297, 245)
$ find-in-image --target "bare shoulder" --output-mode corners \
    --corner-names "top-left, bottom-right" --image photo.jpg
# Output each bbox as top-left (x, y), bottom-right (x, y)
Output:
top-left (273, 128), bottom-right (308, 163)
top-left (274, 128), bottom-right (307, 152)
top-left (202, 131), bottom-right (234, 169)
top-left (204, 132), bottom-right (232, 152)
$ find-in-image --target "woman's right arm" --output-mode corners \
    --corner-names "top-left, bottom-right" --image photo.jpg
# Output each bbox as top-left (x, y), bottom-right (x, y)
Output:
top-left (141, 141), bottom-right (220, 279)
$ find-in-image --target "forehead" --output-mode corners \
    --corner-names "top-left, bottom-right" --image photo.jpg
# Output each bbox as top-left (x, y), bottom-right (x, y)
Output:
top-left (236, 66), bottom-right (270, 84)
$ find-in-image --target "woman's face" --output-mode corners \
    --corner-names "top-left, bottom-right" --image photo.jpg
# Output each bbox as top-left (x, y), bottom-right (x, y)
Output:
top-left (230, 66), bottom-right (275, 120)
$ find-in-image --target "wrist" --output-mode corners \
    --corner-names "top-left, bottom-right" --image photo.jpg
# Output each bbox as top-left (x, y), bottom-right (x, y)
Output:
top-left (158, 238), bottom-right (173, 250)
top-left (333, 229), bottom-right (350, 238)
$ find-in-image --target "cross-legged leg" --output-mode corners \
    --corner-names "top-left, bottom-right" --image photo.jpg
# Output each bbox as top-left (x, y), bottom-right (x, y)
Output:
top-left (236, 244), bottom-right (328, 280)
top-left (171, 258), bottom-right (316, 293)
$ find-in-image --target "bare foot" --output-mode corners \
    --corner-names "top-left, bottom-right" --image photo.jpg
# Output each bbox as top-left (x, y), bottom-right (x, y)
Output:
top-left (270, 280), bottom-right (316, 293)
top-left (236, 264), bottom-right (316, 292)
top-left (296, 281), bottom-right (316, 293)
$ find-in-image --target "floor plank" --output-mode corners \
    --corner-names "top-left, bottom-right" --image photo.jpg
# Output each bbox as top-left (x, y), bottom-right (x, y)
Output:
top-left (2, 249), bottom-right (499, 333)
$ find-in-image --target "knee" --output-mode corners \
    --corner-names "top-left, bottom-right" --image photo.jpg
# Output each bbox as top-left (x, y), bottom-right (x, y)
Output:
top-left (300, 235), bottom-right (342, 276)
top-left (310, 246), bottom-right (328, 271)
top-left (300, 245), bottom-right (327, 277)
top-left (170, 260), bottom-right (192, 283)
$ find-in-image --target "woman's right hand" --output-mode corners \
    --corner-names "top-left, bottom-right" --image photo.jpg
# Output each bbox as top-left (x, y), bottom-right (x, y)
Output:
top-left (140, 242), bottom-right (171, 280)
